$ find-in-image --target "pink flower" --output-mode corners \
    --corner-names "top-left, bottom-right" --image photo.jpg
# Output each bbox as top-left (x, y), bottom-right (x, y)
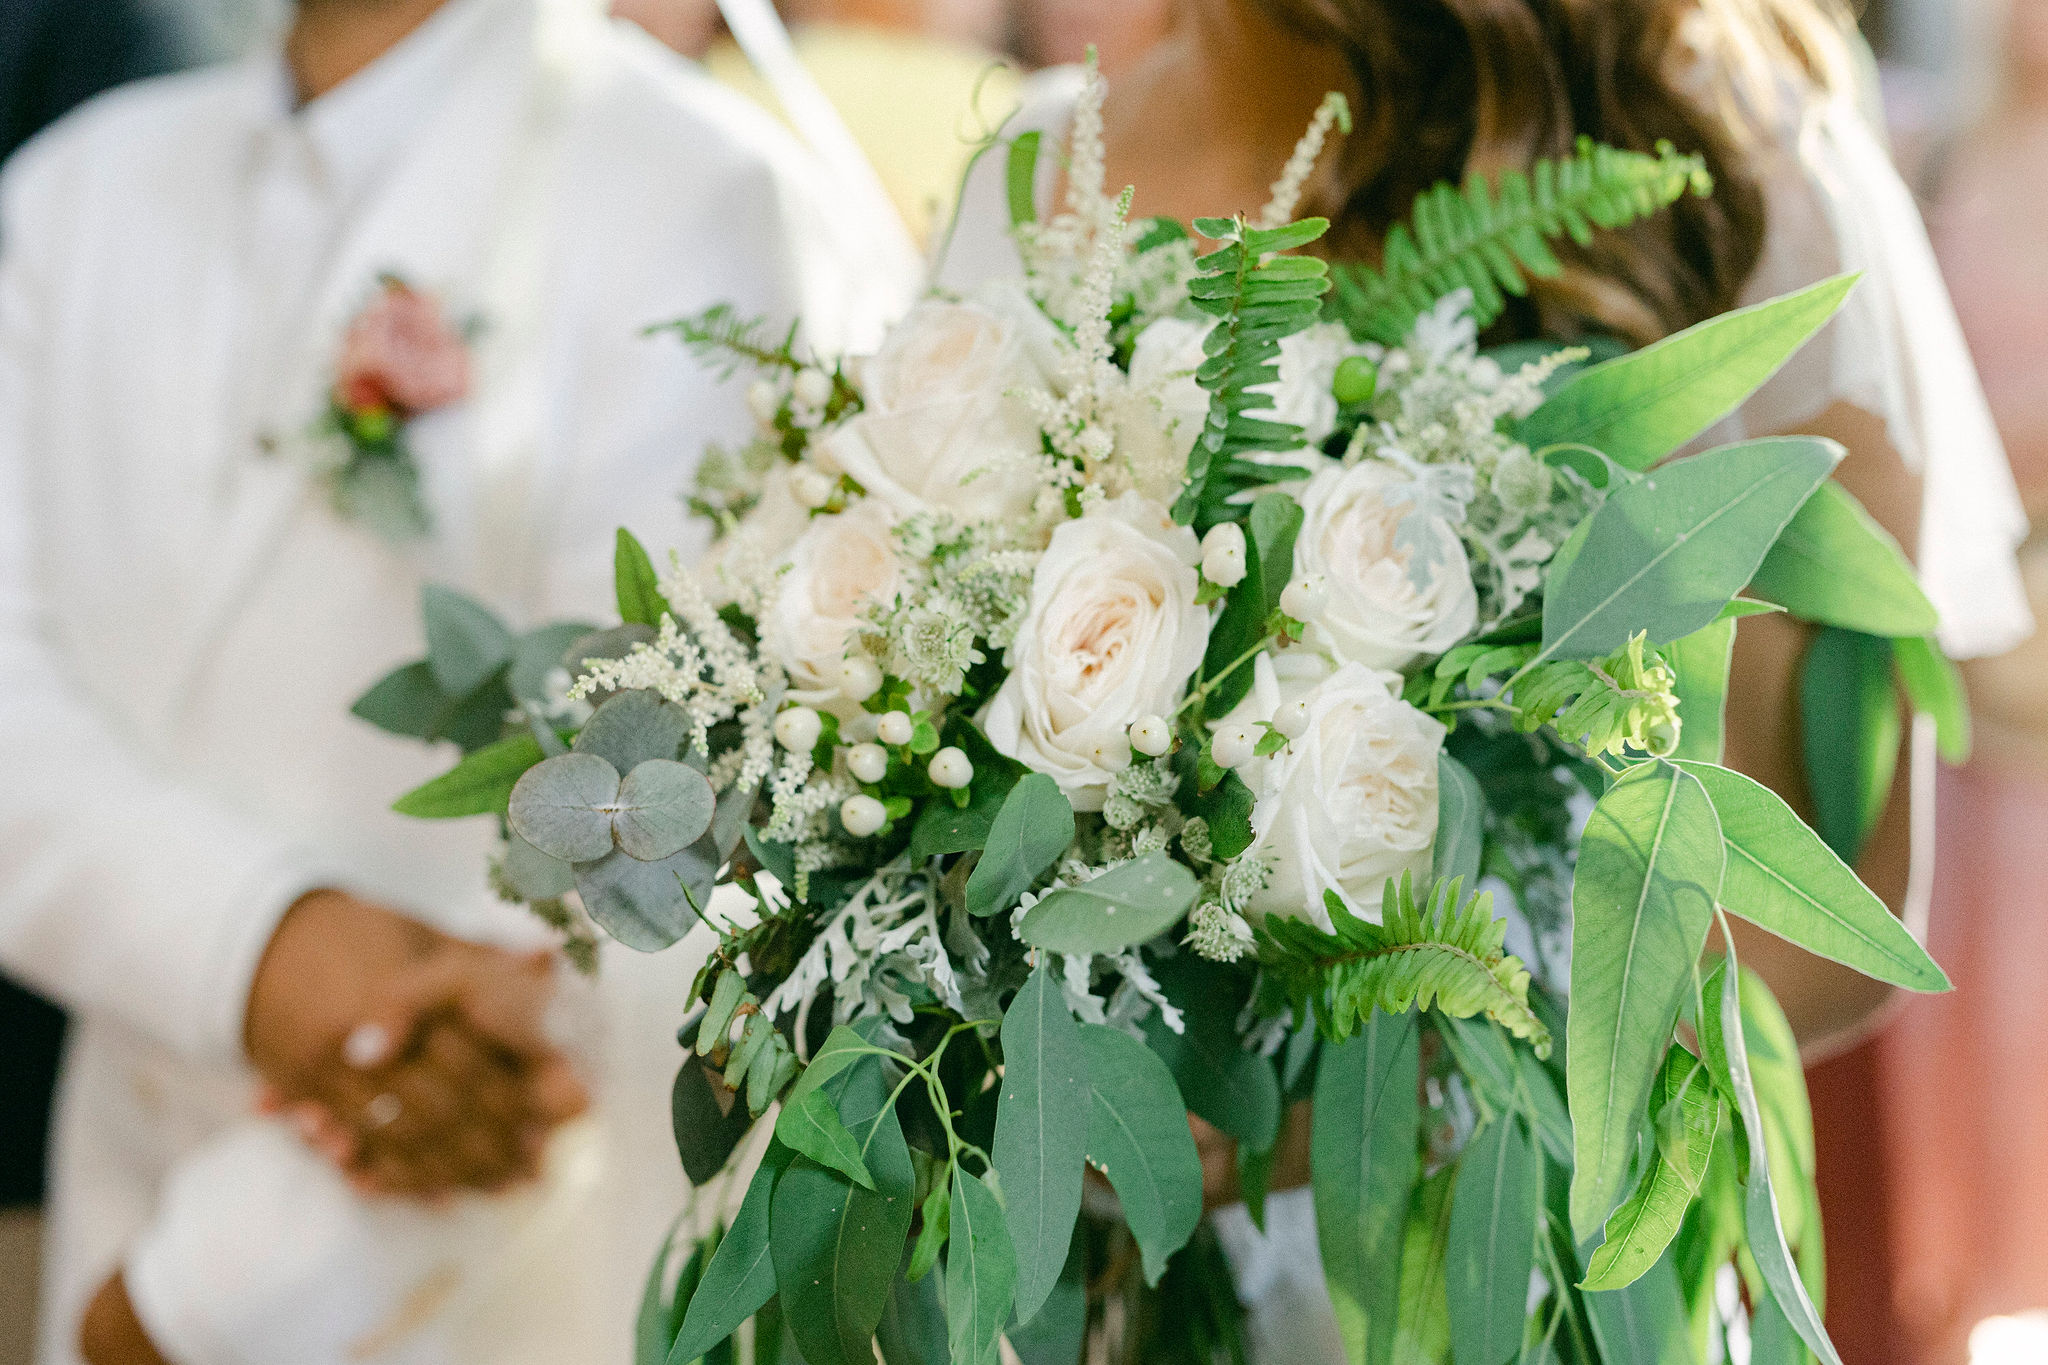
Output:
top-left (334, 280), bottom-right (470, 417)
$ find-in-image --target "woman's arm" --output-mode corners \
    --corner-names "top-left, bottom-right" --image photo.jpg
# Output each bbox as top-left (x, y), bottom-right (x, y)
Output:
top-left (1722, 400), bottom-right (1925, 1054)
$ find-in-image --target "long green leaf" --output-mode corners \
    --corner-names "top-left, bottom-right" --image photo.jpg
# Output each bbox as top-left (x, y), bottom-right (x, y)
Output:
top-left (1800, 626), bottom-right (1900, 864)
top-left (423, 583), bottom-right (514, 697)
top-left (1517, 274), bottom-right (1856, 470)
top-left (946, 1171), bottom-right (1017, 1365)
top-left (669, 1153), bottom-right (783, 1362)
top-left (774, 1088), bottom-right (874, 1190)
top-left (1580, 1050), bottom-right (1720, 1291)
top-left (1893, 634), bottom-right (1971, 763)
top-left (993, 965), bottom-right (1089, 1325)
top-left (1678, 761), bottom-right (1947, 991)
top-left (966, 774), bottom-right (1073, 917)
top-left (1749, 480), bottom-right (1937, 636)
top-left (393, 732), bottom-right (546, 817)
top-left (1079, 1023), bottom-right (1203, 1286)
top-left (1017, 853), bottom-right (1198, 955)
top-left (616, 527), bottom-right (672, 627)
top-left (1313, 1009), bottom-right (1421, 1365)
top-left (1433, 754), bottom-right (1485, 888)
top-left (1579, 1247), bottom-right (1698, 1365)
top-left (1567, 762), bottom-right (1723, 1239)
top-left (1438, 1016), bottom-right (1571, 1168)
top-left (1665, 619), bottom-right (1734, 763)
top-left (1446, 1115), bottom-right (1541, 1365)
top-left (1540, 438), bottom-right (1838, 663)
top-left (1202, 492), bottom-right (1302, 716)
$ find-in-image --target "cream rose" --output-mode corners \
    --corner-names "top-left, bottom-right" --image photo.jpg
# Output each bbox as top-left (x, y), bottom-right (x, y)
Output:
top-left (983, 495), bottom-right (1206, 811)
top-left (1234, 660), bottom-right (1444, 927)
top-left (816, 288), bottom-right (1053, 525)
top-left (759, 500), bottom-right (899, 705)
top-left (1294, 459), bottom-right (1478, 671)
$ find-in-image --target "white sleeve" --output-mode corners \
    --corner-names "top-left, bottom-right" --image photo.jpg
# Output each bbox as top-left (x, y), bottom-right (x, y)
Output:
top-left (1725, 92), bottom-right (2033, 660)
top-left (0, 146), bottom-right (333, 1062)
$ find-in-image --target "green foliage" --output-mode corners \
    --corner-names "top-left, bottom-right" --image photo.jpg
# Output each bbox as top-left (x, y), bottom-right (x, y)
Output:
top-left (1893, 634), bottom-right (1971, 763)
top-left (649, 303), bottom-right (803, 379)
top-left (1446, 1115), bottom-right (1542, 1365)
top-left (992, 966), bottom-right (1089, 1327)
top-left (1517, 273), bottom-right (1856, 470)
top-left (575, 689), bottom-right (691, 773)
top-left (1312, 1010), bottom-right (1420, 1365)
top-left (1749, 480), bottom-right (1938, 636)
top-left (1015, 852), bottom-right (1198, 955)
top-left (1142, 955), bottom-right (1283, 1151)
top-left (1432, 754), bottom-right (1485, 889)
top-left (424, 584), bottom-right (514, 697)
top-left (965, 774), bottom-right (1073, 917)
top-left (1257, 873), bottom-right (1551, 1055)
top-left (908, 721), bottom-right (1030, 861)
top-left (1567, 761), bottom-right (1723, 1240)
top-left (776, 1089), bottom-right (874, 1190)
top-left (1005, 131), bottom-right (1042, 228)
top-left (1329, 138), bottom-right (1709, 346)
top-left (392, 732), bottom-right (547, 818)
top-left (1580, 1050), bottom-right (1722, 1292)
top-left (1079, 1023), bottom-right (1204, 1285)
top-left (1580, 1249), bottom-right (1697, 1365)
top-left (1800, 626), bottom-right (1900, 864)
top-left (945, 1171), bottom-right (1016, 1365)
top-left (615, 528), bottom-right (673, 628)
top-left (1665, 619), bottom-right (1736, 763)
top-left (668, 1154), bottom-right (781, 1362)
top-left (1201, 492), bottom-right (1301, 717)
top-left (1172, 216), bottom-right (1333, 527)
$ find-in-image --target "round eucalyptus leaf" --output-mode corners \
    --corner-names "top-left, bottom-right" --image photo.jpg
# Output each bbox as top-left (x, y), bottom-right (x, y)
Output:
top-left (507, 752), bottom-right (621, 863)
top-left (574, 689), bottom-right (690, 773)
top-left (613, 758), bottom-right (716, 861)
top-left (502, 832), bottom-right (576, 900)
top-left (575, 841), bottom-right (716, 952)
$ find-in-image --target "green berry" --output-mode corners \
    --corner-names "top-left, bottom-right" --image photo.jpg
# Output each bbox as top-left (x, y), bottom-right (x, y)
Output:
top-left (1332, 355), bottom-right (1378, 406)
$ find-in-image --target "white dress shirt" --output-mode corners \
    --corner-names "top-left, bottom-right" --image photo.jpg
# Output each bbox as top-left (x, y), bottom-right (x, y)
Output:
top-left (0, 1), bottom-right (897, 1359)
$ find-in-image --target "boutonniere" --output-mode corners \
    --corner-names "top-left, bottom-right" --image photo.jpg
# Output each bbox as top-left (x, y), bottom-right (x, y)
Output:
top-left (309, 274), bottom-right (473, 542)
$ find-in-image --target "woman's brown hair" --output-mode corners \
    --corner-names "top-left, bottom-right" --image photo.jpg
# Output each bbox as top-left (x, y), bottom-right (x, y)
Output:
top-left (1259, 0), bottom-right (1856, 344)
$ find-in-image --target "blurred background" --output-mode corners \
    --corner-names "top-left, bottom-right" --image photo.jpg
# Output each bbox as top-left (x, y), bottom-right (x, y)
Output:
top-left (1, 0), bottom-right (2042, 1361)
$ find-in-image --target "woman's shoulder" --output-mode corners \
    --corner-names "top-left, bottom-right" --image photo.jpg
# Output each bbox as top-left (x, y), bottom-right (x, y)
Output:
top-left (929, 65), bottom-right (1085, 292)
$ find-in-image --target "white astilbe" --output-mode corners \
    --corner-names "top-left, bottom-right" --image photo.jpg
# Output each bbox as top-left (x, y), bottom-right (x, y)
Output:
top-left (1021, 186), bottom-right (1134, 487)
top-left (762, 864), bottom-right (968, 1028)
top-left (1256, 92), bottom-right (1349, 230)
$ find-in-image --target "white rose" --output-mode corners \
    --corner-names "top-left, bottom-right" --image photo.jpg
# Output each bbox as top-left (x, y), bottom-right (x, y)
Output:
top-left (816, 289), bottom-right (1053, 524)
top-left (699, 462), bottom-right (810, 606)
top-left (983, 494), bottom-right (1206, 811)
top-left (1294, 459), bottom-right (1478, 671)
top-left (1235, 660), bottom-right (1444, 927)
top-left (760, 500), bottom-right (900, 705)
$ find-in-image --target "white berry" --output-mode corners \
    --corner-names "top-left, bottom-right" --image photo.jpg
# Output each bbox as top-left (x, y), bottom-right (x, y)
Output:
top-left (928, 746), bottom-right (974, 789)
top-left (846, 742), bottom-right (889, 785)
top-left (773, 706), bottom-right (822, 753)
top-left (877, 710), bottom-right (915, 746)
top-left (746, 378), bottom-right (780, 424)
top-left (1091, 733), bottom-right (1133, 773)
top-left (1271, 696), bottom-right (1312, 739)
top-left (839, 794), bottom-right (887, 838)
top-left (1210, 723), bottom-right (1258, 770)
top-left (792, 367), bottom-right (834, 408)
top-left (837, 655), bottom-right (883, 702)
top-left (1200, 522), bottom-right (1247, 588)
top-left (1280, 573), bottom-right (1328, 621)
top-left (790, 466), bottom-right (835, 510)
top-left (1128, 715), bottom-right (1173, 757)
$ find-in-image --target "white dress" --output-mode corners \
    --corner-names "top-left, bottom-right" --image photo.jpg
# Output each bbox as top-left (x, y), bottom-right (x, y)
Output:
top-left (935, 64), bottom-right (2034, 1363)
top-left (0, 2), bottom-right (902, 1361)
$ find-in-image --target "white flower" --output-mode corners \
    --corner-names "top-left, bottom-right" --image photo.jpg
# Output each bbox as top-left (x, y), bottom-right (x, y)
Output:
top-left (983, 494), bottom-right (1206, 811)
top-left (816, 290), bottom-right (1054, 525)
top-left (1254, 322), bottom-right (1373, 447)
top-left (1235, 661), bottom-right (1443, 928)
top-left (759, 500), bottom-right (902, 705)
top-left (1294, 459), bottom-right (1478, 671)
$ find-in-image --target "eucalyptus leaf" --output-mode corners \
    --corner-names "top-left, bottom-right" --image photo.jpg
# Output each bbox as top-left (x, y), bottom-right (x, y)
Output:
top-left (1142, 954), bottom-right (1281, 1151)
top-left (393, 732), bottom-right (547, 818)
top-left (577, 841), bottom-right (713, 951)
top-left (1748, 480), bottom-right (1937, 636)
top-left (509, 621), bottom-right (597, 705)
top-left (614, 759), bottom-right (717, 862)
top-left (876, 1264), bottom-right (949, 1365)
top-left (1540, 437), bottom-right (1838, 662)
top-left (671, 1054), bottom-right (754, 1186)
top-left (1312, 1008), bottom-right (1420, 1365)
top-left (1203, 492), bottom-right (1302, 716)
top-left (1579, 1247), bottom-right (1698, 1365)
top-left (509, 752), bottom-right (624, 862)
top-left (423, 583), bottom-right (515, 697)
top-left (966, 774), bottom-right (1074, 917)
top-left (775, 1088), bottom-right (874, 1190)
top-left (946, 1170), bottom-right (1017, 1365)
top-left (576, 689), bottom-right (691, 773)
top-left (1676, 761), bottom-right (1947, 991)
top-left (1517, 274), bottom-right (1856, 470)
top-left (785, 1026), bottom-right (876, 1113)
top-left (993, 965), bottom-right (1089, 1326)
top-left (1665, 619), bottom-right (1734, 763)
top-left (1800, 626), bottom-right (1900, 864)
top-left (1017, 853), bottom-right (1198, 955)
top-left (1079, 1022), bottom-right (1203, 1286)
top-left (1893, 634), bottom-right (1971, 764)
top-left (668, 1150), bottom-right (784, 1363)
top-left (1580, 1050), bottom-right (1720, 1292)
top-left (1446, 1115), bottom-right (1541, 1365)
top-left (352, 660), bottom-right (453, 741)
top-left (1567, 762), bottom-right (1723, 1240)
top-left (503, 832), bottom-right (576, 900)
top-left (1006, 1238), bottom-right (1087, 1365)
top-left (1433, 753), bottom-right (1485, 889)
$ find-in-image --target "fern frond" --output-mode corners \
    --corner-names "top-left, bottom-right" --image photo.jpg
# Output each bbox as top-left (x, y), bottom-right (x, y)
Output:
top-left (1256, 872), bottom-right (1551, 1056)
top-left (648, 304), bottom-right (803, 379)
top-left (1172, 216), bottom-right (1333, 529)
top-left (1330, 139), bottom-right (1711, 345)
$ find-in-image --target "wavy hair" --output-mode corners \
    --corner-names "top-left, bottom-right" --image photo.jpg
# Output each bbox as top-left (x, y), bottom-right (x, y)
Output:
top-left (1258, 0), bottom-right (1856, 343)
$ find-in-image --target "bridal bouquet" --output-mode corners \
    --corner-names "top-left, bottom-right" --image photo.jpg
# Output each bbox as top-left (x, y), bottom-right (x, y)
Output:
top-left (359, 76), bottom-right (1965, 1365)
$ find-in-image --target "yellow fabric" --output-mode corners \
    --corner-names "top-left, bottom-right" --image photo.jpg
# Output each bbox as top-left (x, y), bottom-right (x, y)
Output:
top-left (705, 24), bottom-right (1020, 248)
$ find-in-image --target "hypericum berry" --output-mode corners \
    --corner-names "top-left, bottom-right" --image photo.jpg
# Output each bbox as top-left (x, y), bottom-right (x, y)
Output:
top-left (746, 378), bottom-right (780, 424)
top-left (792, 367), bottom-right (834, 408)
top-left (839, 794), bottom-right (887, 838)
top-left (836, 655), bottom-right (883, 702)
top-left (773, 706), bottom-right (822, 753)
top-left (1210, 723), bottom-right (1258, 770)
top-left (1271, 695), bottom-right (1312, 739)
top-left (1090, 733), bottom-right (1133, 773)
top-left (1280, 573), bottom-right (1328, 622)
top-left (845, 742), bottom-right (889, 784)
top-left (876, 710), bottom-right (915, 746)
top-left (1200, 522), bottom-right (1247, 588)
top-left (1128, 715), bottom-right (1173, 757)
top-left (927, 746), bottom-right (974, 789)
top-left (790, 466), bottom-right (835, 510)
top-left (1331, 355), bottom-right (1378, 406)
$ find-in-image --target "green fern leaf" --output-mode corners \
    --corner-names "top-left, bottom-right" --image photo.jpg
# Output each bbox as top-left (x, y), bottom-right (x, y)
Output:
top-left (1173, 216), bottom-right (1334, 529)
top-left (647, 304), bottom-right (803, 379)
top-left (1330, 139), bottom-right (1711, 345)
top-left (1256, 873), bottom-right (1551, 1056)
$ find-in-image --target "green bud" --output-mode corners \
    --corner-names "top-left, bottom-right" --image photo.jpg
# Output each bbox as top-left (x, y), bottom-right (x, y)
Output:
top-left (1332, 355), bottom-right (1379, 406)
